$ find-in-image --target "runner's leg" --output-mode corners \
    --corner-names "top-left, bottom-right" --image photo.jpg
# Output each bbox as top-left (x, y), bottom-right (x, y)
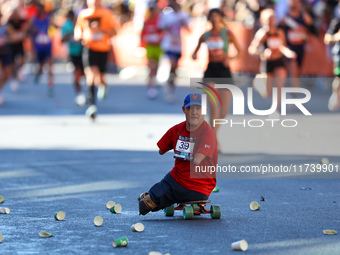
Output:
top-left (274, 66), bottom-right (287, 111)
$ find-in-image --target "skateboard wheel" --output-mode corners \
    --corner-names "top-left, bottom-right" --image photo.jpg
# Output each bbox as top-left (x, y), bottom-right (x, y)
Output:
top-left (183, 206), bottom-right (194, 220)
top-left (210, 205), bottom-right (221, 219)
top-left (191, 204), bottom-right (200, 211)
top-left (164, 204), bottom-right (174, 216)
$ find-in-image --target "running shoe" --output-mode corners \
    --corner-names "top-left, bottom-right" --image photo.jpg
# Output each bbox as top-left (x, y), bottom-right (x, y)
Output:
top-left (147, 87), bottom-right (158, 99)
top-left (17, 68), bottom-right (26, 82)
top-left (47, 87), bottom-right (54, 97)
top-left (10, 79), bottom-right (19, 92)
top-left (97, 85), bottom-right (107, 101)
top-left (75, 93), bottom-right (86, 106)
top-left (85, 104), bottom-right (97, 120)
top-left (47, 78), bottom-right (54, 97)
top-left (164, 83), bottom-right (174, 103)
top-left (34, 74), bottom-right (40, 85)
top-left (328, 92), bottom-right (340, 111)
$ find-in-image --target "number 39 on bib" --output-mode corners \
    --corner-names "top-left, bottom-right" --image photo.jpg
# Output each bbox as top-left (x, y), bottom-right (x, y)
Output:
top-left (174, 135), bottom-right (195, 161)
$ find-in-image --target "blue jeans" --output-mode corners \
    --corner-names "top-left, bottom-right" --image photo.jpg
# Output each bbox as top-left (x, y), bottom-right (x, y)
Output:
top-left (149, 173), bottom-right (209, 211)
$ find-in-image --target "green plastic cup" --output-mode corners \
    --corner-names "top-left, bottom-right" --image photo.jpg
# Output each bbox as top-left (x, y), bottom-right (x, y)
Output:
top-left (110, 204), bottom-right (122, 213)
top-left (0, 195), bottom-right (4, 203)
top-left (112, 236), bottom-right (128, 247)
top-left (212, 186), bottom-right (220, 193)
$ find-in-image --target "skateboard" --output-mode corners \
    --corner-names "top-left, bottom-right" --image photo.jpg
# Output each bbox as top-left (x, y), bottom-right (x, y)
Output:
top-left (164, 200), bottom-right (221, 220)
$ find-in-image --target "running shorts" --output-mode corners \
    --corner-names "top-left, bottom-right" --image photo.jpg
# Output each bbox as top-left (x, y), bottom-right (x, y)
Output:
top-left (266, 57), bottom-right (286, 74)
top-left (0, 52), bottom-right (12, 66)
top-left (82, 47), bottom-right (108, 73)
top-left (146, 44), bottom-right (162, 61)
top-left (70, 55), bottom-right (84, 70)
top-left (149, 173), bottom-right (209, 211)
top-left (10, 42), bottom-right (25, 61)
top-left (203, 62), bottom-right (233, 84)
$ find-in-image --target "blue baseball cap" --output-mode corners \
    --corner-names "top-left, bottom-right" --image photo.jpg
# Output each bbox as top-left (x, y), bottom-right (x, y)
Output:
top-left (183, 93), bottom-right (202, 108)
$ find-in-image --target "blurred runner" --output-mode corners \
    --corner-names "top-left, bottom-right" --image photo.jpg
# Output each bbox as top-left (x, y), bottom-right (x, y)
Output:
top-left (62, 10), bottom-right (86, 106)
top-left (249, 9), bottom-right (296, 112)
top-left (27, 3), bottom-right (54, 96)
top-left (324, 5), bottom-right (340, 112)
top-left (7, 8), bottom-right (28, 92)
top-left (158, 0), bottom-right (190, 103)
top-left (141, 1), bottom-right (162, 99)
top-left (192, 8), bottom-right (242, 151)
top-left (279, 0), bottom-right (312, 89)
top-left (0, 11), bottom-right (12, 105)
top-left (74, 0), bottom-right (117, 120)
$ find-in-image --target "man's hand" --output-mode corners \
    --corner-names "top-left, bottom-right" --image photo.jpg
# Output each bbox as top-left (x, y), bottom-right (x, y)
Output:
top-left (287, 50), bottom-right (297, 59)
top-left (263, 48), bottom-right (272, 59)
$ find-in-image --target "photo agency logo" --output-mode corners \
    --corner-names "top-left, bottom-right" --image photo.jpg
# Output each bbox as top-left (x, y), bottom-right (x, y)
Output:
top-left (196, 82), bottom-right (312, 128)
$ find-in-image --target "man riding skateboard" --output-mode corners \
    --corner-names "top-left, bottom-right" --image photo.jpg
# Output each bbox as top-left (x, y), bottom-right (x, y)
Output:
top-left (139, 93), bottom-right (218, 215)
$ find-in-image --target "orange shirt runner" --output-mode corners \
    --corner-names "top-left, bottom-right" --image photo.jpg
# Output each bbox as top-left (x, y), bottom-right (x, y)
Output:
top-left (75, 8), bottom-right (116, 52)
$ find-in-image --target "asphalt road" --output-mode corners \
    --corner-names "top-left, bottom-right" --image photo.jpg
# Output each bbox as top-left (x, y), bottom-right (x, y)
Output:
top-left (0, 64), bottom-right (339, 254)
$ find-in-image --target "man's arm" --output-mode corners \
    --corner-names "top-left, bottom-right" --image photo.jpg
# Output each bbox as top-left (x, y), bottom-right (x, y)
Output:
top-left (157, 126), bottom-right (174, 155)
top-left (6, 23), bottom-right (16, 42)
top-left (73, 14), bottom-right (83, 42)
top-left (302, 11), bottom-right (313, 26)
top-left (193, 153), bottom-right (206, 165)
top-left (104, 11), bottom-right (118, 37)
top-left (192, 34), bottom-right (204, 60)
top-left (279, 29), bottom-right (296, 59)
top-left (61, 23), bottom-right (72, 43)
top-left (325, 18), bottom-right (340, 45)
top-left (248, 28), bottom-right (266, 56)
top-left (103, 27), bottom-right (117, 37)
top-left (193, 126), bottom-right (217, 165)
top-left (227, 29), bottom-right (243, 59)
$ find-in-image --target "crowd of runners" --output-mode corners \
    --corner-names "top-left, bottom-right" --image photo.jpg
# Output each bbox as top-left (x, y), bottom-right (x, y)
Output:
top-left (0, 0), bottom-right (340, 123)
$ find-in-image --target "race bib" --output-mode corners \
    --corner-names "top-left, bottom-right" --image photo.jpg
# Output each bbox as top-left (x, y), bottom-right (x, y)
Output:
top-left (169, 24), bottom-right (181, 46)
top-left (170, 24), bottom-right (181, 35)
top-left (287, 30), bottom-right (305, 45)
top-left (147, 34), bottom-right (160, 44)
top-left (170, 35), bottom-right (181, 46)
top-left (90, 32), bottom-right (104, 41)
top-left (267, 37), bottom-right (282, 50)
top-left (35, 33), bottom-right (50, 44)
top-left (174, 135), bottom-right (195, 161)
top-left (206, 38), bottom-right (224, 50)
top-left (0, 35), bottom-right (6, 47)
top-left (206, 38), bottom-right (224, 57)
